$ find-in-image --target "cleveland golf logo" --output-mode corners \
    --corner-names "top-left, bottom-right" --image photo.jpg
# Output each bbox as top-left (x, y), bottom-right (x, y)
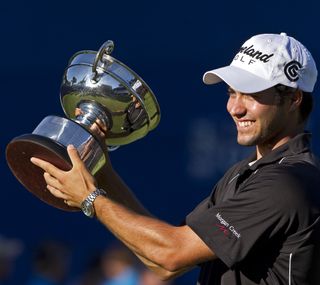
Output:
top-left (237, 44), bottom-right (274, 63)
top-left (284, 60), bottom-right (302, 82)
top-left (233, 44), bottom-right (274, 66)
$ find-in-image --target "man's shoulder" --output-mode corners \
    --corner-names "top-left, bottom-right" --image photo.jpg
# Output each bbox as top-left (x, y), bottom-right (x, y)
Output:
top-left (261, 151), bottom-right (320, 179)
top-left (250, 153), bottom-right (320, 208)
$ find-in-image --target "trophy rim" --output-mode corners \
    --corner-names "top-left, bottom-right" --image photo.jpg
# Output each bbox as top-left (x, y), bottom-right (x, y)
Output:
top-left (66, 50), bottom-right (161, 128)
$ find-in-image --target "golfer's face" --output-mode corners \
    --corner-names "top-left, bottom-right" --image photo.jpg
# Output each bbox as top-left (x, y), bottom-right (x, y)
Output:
top-left (226, 86), bottom-right (291, 149)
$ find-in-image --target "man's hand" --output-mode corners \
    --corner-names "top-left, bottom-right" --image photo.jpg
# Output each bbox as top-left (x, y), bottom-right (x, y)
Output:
top-left (30, 145), bottom-right (97, 208)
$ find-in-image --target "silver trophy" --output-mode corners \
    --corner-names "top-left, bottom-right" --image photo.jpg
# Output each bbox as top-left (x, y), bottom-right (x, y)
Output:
top-left (6, 41), bottom-right (161, 211)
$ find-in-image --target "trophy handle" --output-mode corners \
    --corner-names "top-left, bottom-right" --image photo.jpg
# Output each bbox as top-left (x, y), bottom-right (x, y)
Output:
top-left (92, 40), bottom-right (114, 81)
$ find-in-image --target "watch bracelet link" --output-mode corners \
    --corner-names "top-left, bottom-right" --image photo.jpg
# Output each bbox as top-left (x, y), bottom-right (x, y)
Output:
top-left (81, 188), bottom-right (107, 218)
top-left (87, 188), bottom-right (107, 203)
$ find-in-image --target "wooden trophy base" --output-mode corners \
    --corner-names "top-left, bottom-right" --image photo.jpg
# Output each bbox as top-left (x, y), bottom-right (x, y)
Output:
top-left (6, 134), bottom-right (79, 211)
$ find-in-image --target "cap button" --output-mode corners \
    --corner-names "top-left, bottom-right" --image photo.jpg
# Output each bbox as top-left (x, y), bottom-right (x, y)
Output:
top-left (280, 32), bottom-right (287, 36)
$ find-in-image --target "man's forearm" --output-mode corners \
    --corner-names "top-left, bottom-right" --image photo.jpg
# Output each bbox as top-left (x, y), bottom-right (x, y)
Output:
top-left (94, 195), bottom-right (179, 270)
top-left (134, 252), bottom-right (193, 280)
top-left (94, 165), bottom-right (150, 215)
top-left (93, 166), bottom-right (197, 278)
top-left (93, 191), bottom-right (213, 275)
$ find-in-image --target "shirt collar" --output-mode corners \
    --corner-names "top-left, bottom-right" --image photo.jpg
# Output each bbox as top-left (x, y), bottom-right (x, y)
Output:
top-left (244, 132), bottom-right (312, 172)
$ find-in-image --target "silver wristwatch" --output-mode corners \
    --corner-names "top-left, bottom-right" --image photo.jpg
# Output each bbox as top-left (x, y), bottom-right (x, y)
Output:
top-left (81, 188), bottom-right (107, 218)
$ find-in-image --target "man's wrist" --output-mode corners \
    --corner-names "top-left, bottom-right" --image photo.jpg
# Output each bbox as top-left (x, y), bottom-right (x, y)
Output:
top-left (81, 188), bottom-right (107, 218)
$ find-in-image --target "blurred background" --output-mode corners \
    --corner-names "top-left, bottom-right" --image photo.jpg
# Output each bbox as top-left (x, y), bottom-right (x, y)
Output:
top-left (1, 0), bottom-right (320, 284)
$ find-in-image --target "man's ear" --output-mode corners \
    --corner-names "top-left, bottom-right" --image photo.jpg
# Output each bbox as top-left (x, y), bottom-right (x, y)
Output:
top-left (289, 89), bottom-right (303, 112)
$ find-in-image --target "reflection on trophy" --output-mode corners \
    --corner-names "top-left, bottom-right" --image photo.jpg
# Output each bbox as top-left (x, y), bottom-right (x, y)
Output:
top-left (6, 41), bottom-right (161, 211)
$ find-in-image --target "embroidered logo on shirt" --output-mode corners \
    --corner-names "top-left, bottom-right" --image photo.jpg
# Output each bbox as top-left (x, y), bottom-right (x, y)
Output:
top-left (215, 224), bottom-right (230, 236)
top-left (215, 213), bottom-right (241, 239)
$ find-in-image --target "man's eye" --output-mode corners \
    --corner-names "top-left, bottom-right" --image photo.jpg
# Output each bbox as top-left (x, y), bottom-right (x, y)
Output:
top-left (248, 94), bottom-right (259, 100)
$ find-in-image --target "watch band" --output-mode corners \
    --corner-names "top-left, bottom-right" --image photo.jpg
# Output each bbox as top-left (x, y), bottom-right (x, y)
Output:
top-left (87, 188), bottom-right (107, 203)
top-left (81, 188), bottom-right (107, 218)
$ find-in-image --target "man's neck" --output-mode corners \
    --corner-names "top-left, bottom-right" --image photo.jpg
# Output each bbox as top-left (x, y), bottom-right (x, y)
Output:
top-left (256, 128), bottom-right (304, 160)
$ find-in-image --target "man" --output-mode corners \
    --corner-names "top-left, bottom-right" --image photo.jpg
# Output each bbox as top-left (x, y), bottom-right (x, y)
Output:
top-left (30, 33), bottom-right (320, 284)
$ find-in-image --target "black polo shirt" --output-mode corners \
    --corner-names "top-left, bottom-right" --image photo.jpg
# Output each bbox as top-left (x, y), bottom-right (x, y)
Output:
top-left (186, 133), bottom-right (320, 285)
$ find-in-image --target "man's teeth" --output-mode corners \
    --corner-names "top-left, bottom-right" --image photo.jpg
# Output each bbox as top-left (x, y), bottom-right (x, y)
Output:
top-left (238, 121), bottom-right (253, 127)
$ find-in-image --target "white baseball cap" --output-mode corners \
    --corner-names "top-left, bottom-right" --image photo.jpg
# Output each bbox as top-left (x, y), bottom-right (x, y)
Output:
top-left (203, 33), bottom-right (318, 93)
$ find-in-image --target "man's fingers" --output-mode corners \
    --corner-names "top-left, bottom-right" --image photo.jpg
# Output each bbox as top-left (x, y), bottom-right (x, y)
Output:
top-left (67, 145), bottom-right (83, 167)
top-left (46, 185), bottom-right (68, 200)
top-left (43, 172), bottom-right (62, 190)
top-left (30, 157), bottom-right (63, 178)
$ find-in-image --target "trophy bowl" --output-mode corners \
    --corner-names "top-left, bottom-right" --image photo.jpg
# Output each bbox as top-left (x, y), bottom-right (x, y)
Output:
top-left (6, 41), bottom-right (161, 211)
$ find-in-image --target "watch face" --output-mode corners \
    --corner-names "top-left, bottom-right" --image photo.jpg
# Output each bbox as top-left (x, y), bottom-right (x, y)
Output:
top-left (81, 200), bottom-right (94, 218)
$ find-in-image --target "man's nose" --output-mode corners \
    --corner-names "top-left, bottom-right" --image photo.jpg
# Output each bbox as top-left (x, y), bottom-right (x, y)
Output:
top-left (227, 95), bottom-right (247, 117)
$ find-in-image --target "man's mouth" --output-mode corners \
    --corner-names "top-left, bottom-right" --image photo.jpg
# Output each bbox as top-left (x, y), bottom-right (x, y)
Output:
top-left (237, 120), bottom-right (255, 129)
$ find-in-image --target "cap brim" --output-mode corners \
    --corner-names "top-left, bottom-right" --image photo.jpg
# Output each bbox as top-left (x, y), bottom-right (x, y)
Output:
top-left (203, 65), bottom-right (277, 93)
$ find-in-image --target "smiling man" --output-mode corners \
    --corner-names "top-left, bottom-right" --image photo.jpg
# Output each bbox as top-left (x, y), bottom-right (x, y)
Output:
top-left (31, 33), bottom-right (320, 285)
top-left (226, 85), bottom-right (305, 158)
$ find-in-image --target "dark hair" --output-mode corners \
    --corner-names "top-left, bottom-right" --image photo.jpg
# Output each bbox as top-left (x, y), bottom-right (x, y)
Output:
top-left (299, 91), bottom-right (313, 122)
top-left (274, 84), bottom-right (313, 123)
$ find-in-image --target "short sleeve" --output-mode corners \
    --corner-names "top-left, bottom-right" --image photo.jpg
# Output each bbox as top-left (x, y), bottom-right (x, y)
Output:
top-left (186, 168), bottom-right (305, 268)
